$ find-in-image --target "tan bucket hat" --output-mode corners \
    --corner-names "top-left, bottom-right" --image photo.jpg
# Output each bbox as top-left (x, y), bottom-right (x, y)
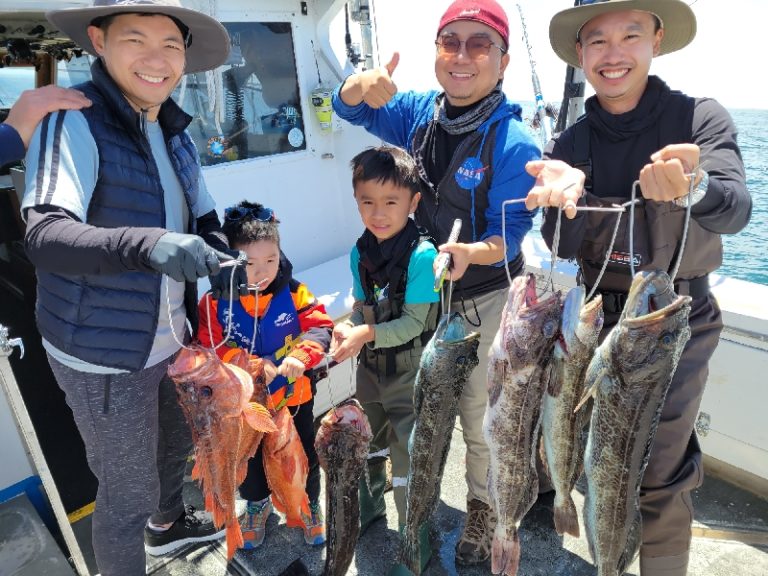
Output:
top-left (549, 0), bottom-right (696, 68)
top-left (46, 0), bottom-right (230, 74)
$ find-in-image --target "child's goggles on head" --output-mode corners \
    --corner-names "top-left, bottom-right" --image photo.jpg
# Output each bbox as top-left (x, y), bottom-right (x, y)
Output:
top-left (224, 206), bottom-right (276, 222)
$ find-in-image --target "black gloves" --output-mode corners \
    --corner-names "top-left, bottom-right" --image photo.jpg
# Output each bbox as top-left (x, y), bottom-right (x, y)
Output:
top-left (148, 232), bottom-right (225, 282)
top-left (209, 248), bottom-right (249, 300)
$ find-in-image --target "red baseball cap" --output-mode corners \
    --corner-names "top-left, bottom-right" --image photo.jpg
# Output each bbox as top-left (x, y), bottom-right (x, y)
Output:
top-left (437, 0), bottom-right (509, 47)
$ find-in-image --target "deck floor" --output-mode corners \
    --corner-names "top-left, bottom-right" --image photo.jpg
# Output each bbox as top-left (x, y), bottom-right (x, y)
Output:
top-left (137, 417), bottom-right (768, 576)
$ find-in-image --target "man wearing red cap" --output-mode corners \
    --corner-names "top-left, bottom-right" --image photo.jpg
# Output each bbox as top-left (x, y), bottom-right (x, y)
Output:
top-left (332, 0), bottom-right (540, 569)
top-left (525, 1), bottom-right (750, 575)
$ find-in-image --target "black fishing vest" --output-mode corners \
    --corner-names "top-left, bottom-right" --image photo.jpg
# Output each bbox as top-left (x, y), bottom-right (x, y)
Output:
top-left (411, 121), bottom-right (524, 300)
top-left (570, 95), bottom-right (721, 297)
top-left (356, 224), bottom-right (439, 375)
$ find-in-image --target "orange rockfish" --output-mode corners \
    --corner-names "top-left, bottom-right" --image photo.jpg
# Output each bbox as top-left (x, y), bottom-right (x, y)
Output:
top-left (262, 406), bottom-right (311, 529)
top-left (168, 345), bottom-right (276, 559)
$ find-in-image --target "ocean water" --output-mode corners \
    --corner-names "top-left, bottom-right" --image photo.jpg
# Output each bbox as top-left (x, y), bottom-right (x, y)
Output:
top-left (723, 109), bottom-right (768, 286)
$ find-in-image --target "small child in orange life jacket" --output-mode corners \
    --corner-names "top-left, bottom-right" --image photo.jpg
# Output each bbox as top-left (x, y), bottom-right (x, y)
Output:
top-left (197, 201), bottom-right (333, 549)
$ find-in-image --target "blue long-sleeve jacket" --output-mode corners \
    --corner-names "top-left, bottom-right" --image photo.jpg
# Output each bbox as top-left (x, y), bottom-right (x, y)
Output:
top-left (333, 87), bottom-right (540, 298)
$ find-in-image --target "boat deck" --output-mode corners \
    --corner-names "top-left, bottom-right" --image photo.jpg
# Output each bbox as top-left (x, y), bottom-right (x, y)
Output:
top-left (131, 418), bottom-right (768, 576)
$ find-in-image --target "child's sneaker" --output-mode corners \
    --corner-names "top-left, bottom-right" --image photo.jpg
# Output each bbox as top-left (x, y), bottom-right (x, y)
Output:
top-left (241, 498), bottom-right (272, 549)
top-left (303, 501), bottom-right (326, 546)
top-left (144, 505), bottom-right (225, 556)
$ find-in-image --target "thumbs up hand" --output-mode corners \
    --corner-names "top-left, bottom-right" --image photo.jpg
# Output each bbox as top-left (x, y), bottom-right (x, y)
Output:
top-left (358, 52), bottom-right (400, 109)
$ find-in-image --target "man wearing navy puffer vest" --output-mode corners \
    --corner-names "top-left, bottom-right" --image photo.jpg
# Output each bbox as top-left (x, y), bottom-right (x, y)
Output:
top-left (20, 2), bottom-right (246, 575)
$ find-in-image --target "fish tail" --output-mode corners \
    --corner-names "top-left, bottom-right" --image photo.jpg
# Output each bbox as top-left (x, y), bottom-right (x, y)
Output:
top-left (400, 528), bottom-right (422, 575)
top-left (553, 494), bottom-right (580, 537)
top-left (491, 527), bottom-right (520, 576)
top-left (225, 519), bottom-right (244, 560)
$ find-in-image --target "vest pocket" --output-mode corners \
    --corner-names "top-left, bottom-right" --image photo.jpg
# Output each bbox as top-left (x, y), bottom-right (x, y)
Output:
top-left (578, 194), bottom-right (676, 291)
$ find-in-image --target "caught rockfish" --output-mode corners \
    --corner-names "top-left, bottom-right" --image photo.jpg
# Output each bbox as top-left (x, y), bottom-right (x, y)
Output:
top-left (485, 273), bottom-right (562, 576)
top-left (262, 406), bottom-right (312, 530)
top-left (315, 399), bottom-right (372, 576)
top-left (582, 270), bottom-right (691, 576)
top-left (399, 313), bottom-right (480, 575)
top-left (168, 345), bottom-right (276, 559)
top-left (541, 286), bottom-right (603, 537)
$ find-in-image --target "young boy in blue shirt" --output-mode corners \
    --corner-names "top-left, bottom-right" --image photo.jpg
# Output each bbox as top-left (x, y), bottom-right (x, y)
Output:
top-left (330, 145), bottom-right (439, 570)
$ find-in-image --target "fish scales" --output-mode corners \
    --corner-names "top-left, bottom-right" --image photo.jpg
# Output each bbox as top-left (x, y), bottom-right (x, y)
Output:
top-left (399, 313), bottom-right (480, 575)
top-left (485, 273), bottom-right (562, 576)
top-left (315, 399), bottom-right (372, 576)
top-left (583, 271), bottom-right (691, 576)
top-left (542, 286), bottom-right (604, 537)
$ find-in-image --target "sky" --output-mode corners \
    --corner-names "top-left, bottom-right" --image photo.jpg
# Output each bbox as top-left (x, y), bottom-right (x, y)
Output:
top-left (369, 0), bottom-right (765, 110)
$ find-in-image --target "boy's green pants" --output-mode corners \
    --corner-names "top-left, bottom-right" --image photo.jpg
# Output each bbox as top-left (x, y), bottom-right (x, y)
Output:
top-left (356, 343), bottom-right (423, 527)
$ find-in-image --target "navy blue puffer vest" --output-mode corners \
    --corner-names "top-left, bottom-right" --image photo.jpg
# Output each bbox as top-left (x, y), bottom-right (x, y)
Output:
top-left (36, 59), bottom-right (201, 371)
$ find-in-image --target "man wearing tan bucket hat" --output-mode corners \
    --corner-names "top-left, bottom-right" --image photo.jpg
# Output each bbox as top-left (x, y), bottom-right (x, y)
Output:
top-left (20, 2), bottom-right (239, 574)
top-left (525, 1), bottom-right (751, 575)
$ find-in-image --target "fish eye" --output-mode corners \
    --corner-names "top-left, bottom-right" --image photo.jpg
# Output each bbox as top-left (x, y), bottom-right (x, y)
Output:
top-left (542, 320), bottom-right (557, 339)
top-left (200, 386), bottom-right (213, 398)
top-left (659, 332), bottom-right (675, 346)
top-left (456, 355), bottom-right (466, 365)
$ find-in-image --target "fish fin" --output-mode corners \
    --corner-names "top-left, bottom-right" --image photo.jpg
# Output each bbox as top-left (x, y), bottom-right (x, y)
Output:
top-left (618, 510), bottom-right (642, 575)
top-left (244, 402), bottom-right (278, 433)
top-left (399, 528), bottom-right (422, 575)
top-left (553, 495), bottom-right (580, 537)
top-left (226, 519), bottom-right (244, 560)
top-left (491, 527), bottom-right (520, 576)
top-left (574, 381), bottom-right (597, 413)
top-left (548, 359), bottom-right (564, 397)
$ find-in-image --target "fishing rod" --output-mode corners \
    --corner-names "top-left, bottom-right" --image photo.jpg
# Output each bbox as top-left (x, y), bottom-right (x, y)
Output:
top-left (555, 0), bottom-right (587, 133)
top-left (516, 3), bottom-right (555, 146)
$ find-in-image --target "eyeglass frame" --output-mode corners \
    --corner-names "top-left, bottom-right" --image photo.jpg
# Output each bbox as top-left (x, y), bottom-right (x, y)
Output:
top-left (434, 34), bottom-right (507, 59)
top-left (224, 206), bottom-right (276, 222)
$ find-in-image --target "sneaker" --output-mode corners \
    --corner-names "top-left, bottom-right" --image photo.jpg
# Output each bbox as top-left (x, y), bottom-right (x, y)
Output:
top-left (455, 498), bottom-right (496, 565)
top-left (241, 498), bottom-right (272, 550)
top-left (302, 501), bottom-right (326, 546)
top-left (144, 505), bottom-right (225, 556)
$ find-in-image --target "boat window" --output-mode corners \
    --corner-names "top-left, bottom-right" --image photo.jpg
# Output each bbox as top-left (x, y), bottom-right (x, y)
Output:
top-left (177, 22), bottom-right (306, 166)
top-left (0, 68), bottom-right (35, 117)
top-left (57, 54), bottom-right (95, 89)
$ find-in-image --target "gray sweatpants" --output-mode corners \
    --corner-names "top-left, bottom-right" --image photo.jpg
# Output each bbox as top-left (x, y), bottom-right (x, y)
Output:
top-left (48, 353), bottom-right (192, 576)
top-left (450, 287), bottom-right (508, 503)
top-left (638, 293), bottom-right (723, 559)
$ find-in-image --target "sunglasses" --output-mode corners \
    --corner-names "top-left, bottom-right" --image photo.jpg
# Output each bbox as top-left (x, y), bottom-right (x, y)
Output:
top-left (435, 35), bottom-right (506, 59)
top-left (224, 206), bottom-right (275, 222)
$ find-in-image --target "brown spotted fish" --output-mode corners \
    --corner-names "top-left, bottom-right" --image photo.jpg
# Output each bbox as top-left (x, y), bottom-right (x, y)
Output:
top-left (399, 312), bottom-right (480, 575)
top-left (541, 286), bottom-right (603, 537)
top-left (315, 399), bottom-right (372, 576)
top-left (582, 270), bottom-right (691, 576)
top-left (484, 273), bottom-right (562, 576)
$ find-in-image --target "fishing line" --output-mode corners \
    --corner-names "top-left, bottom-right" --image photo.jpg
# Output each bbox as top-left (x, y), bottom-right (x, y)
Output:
top-left (167, 263), bottom-right (240, 351)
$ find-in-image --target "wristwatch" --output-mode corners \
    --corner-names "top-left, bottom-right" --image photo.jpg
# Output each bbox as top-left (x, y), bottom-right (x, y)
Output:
top-left (673, 170), bottom-right (709, 208)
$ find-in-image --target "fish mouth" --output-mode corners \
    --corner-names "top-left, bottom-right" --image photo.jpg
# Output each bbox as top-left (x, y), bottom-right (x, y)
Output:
top-left (622, 271), bottom-right (692, 327)
top-left (622, 294), bottom-right (691, 327)
top-left (435, 312), bottom-right (481, 345)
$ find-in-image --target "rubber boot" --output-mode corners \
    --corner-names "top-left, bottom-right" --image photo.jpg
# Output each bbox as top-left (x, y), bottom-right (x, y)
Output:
top-left (359, 457), bottom-right (388, 535)
top-left (640, 552), bottom-right (690, 576)
top-left (387, 523), bottom-right (431, 575)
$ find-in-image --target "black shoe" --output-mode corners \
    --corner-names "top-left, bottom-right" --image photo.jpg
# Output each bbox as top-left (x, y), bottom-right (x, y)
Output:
top-left (144, 505), bottom-right (225, 556)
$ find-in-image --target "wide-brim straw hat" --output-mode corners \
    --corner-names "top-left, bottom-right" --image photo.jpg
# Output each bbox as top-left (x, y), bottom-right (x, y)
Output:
top-left (47, 0), bottom-right (230, 74)
top-left (550, 0), bottom-right (696, 68)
